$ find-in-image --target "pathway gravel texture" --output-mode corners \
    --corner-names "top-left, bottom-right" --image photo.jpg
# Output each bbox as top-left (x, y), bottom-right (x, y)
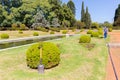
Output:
top-left (106, 31), bottom-right (120, 80)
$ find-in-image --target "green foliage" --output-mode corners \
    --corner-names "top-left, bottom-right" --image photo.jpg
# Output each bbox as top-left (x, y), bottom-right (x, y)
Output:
top-left (91, 32), bottom-right (99, 37)
top-left (79, 35), bottom-right (91, 43)
top-left (33, 32), bottom-right (39, 36)
top-left (80, 29), bottom-right (84, 32)
top-left (0, 0), bottom-right (75, 29)
top-left (114, 4), bottom-right (120, 26)
top-left (81, 2), bottom-right (91, 29)
top-left (36, 27), bottom-right (49, 32)
top-left (26, 42), bottom-right (60, 69)
top-left (50, 28), bottom-right (60, 32)
top-left (12, 23), bottom-right (18, 30)
top-left (67, 0), bottom-right (76, 15)
top-left (98, 29), bottom-right (103, 35)
top-left (0, 33), bottom-right (9, 39)
top-left (62, 30), bottom-right (68, 34)
top-left (74, 21), bottom-right (85, 29)
top-left (108, 28), bottom-right (112, 32)
top-left (18, 30), bottom-right (23, 34)
top-left (20, 24), bottom-right (27, 30)
top-left (84, 7), bottom-right (92, 29)
top-left (91, 22), bottom-right (99, 29)
top-left (87, 30), bottom-right (93, 34)
top-left (103, 21), bottom-right (113, 28)
top-left (50, 31), bottom-right (55, 34)
top-left (81, 1), bottom-right (85, 23)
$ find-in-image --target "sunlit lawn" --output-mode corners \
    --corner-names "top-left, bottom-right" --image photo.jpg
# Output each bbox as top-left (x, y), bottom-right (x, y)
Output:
top-left (0, 35), bottom-right (108, 80)
top-left (0, 30), bottom-right (49, 39)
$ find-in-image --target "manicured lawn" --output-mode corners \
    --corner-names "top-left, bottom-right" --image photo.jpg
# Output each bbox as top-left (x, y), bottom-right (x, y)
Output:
top-left (0, 35), bottom-right (108, 80)
top-left (0, 30), bottom-right (49, 39)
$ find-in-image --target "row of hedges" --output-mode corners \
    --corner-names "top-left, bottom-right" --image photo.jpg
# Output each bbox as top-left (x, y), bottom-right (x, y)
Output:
top-left (26, 35), bottom-right (91, 69)
top-left (87, 29), bottom-right (103, 38)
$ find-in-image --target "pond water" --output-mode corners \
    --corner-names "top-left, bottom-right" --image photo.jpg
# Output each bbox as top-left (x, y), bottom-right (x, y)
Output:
top-left (0, 34), bottom-right (66, 49)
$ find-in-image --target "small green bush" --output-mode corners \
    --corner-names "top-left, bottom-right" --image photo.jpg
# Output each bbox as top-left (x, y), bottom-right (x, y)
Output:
top-left (79, 35), bottom-right (91, 43)
top-left (20, 24), bottom-right (26, 30)
top-left (50, 31), bottom-right (55, 34)
top-left (62, 30), bottom-right (68, 34)
top-left (108, 28), bottom-right (112, 32)
top-left (98, 29), bottom-right (103, 35)
top-left (87, 30), bottom-right (93, 34)
top-left (1, 33), bottom-right (9, 39)
top-left (80, 29), bottom-right (84, 32)
top-left (91, 31), bottom-right (99, 37)
top-left (72, 29), bottom-right (76, 32)
top-left (33, 32), bottom-right (39, 36)
top-left (18, 30), bottom-right (23, 34)
top-left (26, 42), bottom-right (60, 69)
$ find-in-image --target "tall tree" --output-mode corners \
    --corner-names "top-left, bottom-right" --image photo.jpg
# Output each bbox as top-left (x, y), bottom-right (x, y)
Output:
top-left (11, 0), bottom-right (22, 7)
top-left (0, 5), bottom-right (5, 27)
top-left (84, 7), bottom-right (91, 29)
top-left (114, 4), bottom-right (120, 26)
top-left (81, 1), bottom-right (85, 22)
top-left (67, 0), bottom-right (75, 15)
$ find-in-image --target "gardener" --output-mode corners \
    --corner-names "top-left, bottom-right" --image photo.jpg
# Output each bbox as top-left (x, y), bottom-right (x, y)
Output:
top-left (104, 26), bottom-right (108, 39)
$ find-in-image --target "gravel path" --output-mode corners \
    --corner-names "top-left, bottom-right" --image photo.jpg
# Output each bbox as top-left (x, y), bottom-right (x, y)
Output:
top-left (106, 31), bottom-right (120, 80)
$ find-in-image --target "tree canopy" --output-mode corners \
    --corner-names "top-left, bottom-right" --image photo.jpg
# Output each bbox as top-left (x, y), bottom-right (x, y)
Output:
top-left (0, 0), bottom-right (75, 29)
top-left (81, 1), bottom-right (92, 29)
top-left (114, 4), bottom-right (120, 26)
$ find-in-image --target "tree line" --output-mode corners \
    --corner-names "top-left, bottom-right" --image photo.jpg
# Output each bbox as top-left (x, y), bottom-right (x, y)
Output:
top-left (0, 0), bottom-right (119, 30)
top-left (0, 0), bottom-right (76, 29)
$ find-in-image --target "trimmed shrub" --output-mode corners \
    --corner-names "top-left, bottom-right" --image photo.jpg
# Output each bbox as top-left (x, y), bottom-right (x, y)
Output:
top-left (20, 24), bottom-right (26, 30)
top-left (87, 30), bottom-right (93, 34)
top-left (108, 28), bottom-right (112, 32)
top-left (18, 30), bottom-right (23, 34)
top-left (91, 31), bottom-right (99, 37)
top-left (50, 31), bottom-right (55, 34)
top-left (72, 28), bottom-right (76, 32)
top-left (79, 35), bottom-right (91, 43)
top-left (26, 42), bottom-right (60, 69)
top-left (33, 32), bottom-right (39, 36)
top-left (1, 33), bottom-right (9, 39)
top-left (98, 29), bottom-right (103, 35)
top-left (62, 30), bottom-right (68, 34)
top-left (80, 29), bottom-right (84, 32)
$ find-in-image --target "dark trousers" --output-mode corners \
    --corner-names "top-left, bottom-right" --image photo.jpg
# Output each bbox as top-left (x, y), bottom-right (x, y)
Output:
top-left (104, 32), bottom-right (107, 38)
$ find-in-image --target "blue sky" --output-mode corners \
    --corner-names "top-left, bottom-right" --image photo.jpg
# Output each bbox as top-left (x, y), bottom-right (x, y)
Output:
top-left (62, 0), bottom-right (120, 23)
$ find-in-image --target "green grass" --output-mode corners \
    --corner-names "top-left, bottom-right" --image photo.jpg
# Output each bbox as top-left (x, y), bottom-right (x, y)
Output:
top-left (0, 36), bottom-right (108, 80)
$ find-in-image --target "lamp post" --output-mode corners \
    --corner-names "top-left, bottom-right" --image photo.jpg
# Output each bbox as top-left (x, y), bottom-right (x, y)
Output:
top-left (38, 46), bottom-right (44, 74)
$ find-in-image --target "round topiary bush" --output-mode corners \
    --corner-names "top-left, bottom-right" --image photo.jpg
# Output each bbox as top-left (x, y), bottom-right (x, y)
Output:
top-left (62, 30), bottom-right (68, 34)
top-left (79, 35), bottom-right (91, 43)
top-left (33, 32), bottom-right (39, 36)
top-left (87, 30), bottom-right (93, 34)
top-left (50, 31), bottom-right (55, 34)
top-left (1, 33), bottom-right (9, 39)
top-left (26, 42), bottom-right (60, 69)
top-left (98, 29), bottom-right (103, 35)
top-left (91, 31), bottom-right (99, 37)
top-left (18, 30), bottom-right (23, 34)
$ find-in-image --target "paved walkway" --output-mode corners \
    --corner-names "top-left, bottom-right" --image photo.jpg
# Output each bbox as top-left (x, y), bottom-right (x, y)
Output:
top-left (106, 31), bottom-right (120, 80)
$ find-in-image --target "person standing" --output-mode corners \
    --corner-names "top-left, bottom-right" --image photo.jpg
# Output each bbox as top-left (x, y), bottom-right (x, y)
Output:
top-left (104, 26), bottom-right (108, 39)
